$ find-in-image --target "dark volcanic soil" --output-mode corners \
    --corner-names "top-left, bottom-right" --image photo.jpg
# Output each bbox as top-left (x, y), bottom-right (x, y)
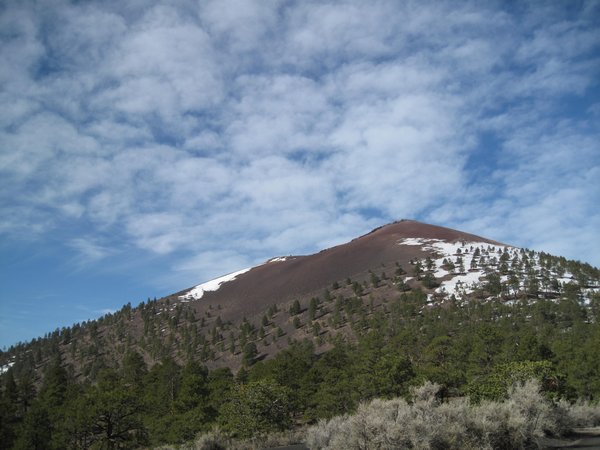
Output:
top-left (183, 220), bottom-right (503, 322)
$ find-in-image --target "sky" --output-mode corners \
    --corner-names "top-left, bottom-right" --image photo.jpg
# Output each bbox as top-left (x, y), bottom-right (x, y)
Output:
top-left (1, 0), bottom-right (599, 349)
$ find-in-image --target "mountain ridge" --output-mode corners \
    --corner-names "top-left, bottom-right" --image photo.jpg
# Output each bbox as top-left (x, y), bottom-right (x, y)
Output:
top-left (1, 220), bottom-right (598, 381)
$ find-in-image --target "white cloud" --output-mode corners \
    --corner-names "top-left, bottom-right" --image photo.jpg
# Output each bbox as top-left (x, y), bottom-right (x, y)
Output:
top-left (0, 0), bottom-right (598, 296)
top-left (69, 238), bottom-right (114, 265)
top-left (99, 6), bottom-right (223, 121)
top-left (200, 0), bottom-right (280, 53)
top-left (125, 212), bottom-right (189, 255)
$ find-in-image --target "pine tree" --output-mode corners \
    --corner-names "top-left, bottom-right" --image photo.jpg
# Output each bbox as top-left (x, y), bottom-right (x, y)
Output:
top-left (0, 370), bottom-right (19, 449)
top-left (413, 261), bottom-right (423, 280)
top-left (243, 342), bottom-right (258, 366)
top-left (309, 297), bottom-right (319, 321)
top-left (121, 350), bottom-right (147, 387)
top-left (289, 300), bottom-right (301, 316)
top-left (88, 369), bottom-right (147, 448)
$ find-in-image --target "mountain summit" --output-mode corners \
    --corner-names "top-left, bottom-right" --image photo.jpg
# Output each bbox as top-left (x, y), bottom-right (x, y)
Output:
top-left (176, 220), bottom-right (504, 319)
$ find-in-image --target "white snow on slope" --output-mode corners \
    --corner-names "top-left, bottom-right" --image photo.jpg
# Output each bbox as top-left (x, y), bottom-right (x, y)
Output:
top-left (398, 237), bottom-right (429, 246)
top-left (398, 237), bottom-right (516, 298)
top-left (0, 361), bottom-right (15, 375)
top-left (439, 271), bottom-right (485, 296)
top-left (179, 255), bottom-right (297, 301)
top-left (180, 267), bottom-right (251, 300)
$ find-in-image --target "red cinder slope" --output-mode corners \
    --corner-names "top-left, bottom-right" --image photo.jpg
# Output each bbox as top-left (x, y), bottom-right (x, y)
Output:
top-left (179, 220), bottom-right (503, 321)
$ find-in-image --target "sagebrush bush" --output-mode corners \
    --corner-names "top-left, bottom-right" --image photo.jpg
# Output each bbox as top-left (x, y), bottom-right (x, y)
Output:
top-left (180, 428), bottom-right (231, 450)
top-left (305, 415), bottom-right (349, 449)
top-left (552, 399), bottom-right (575, 436)
top-left (305, 378), bottom-right (600, 450)
top-left (563, 399), bottom-right (600, 427)
top-left (194, 431), bottom-right (228, 449)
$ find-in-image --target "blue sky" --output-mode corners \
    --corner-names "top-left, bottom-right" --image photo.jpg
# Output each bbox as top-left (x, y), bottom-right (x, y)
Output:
top-left (1, 0), bottom-right (599, 349)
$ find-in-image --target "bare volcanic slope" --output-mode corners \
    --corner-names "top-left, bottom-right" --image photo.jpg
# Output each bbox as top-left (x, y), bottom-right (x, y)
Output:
top-left (176, 220), bottom-right (503, 321)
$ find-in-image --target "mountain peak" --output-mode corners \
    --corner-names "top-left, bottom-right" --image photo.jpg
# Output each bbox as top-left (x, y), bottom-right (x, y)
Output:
top-left (176, 221), bottom-right (507, 318)
top-left (361, 219), bottom-right (504, 245)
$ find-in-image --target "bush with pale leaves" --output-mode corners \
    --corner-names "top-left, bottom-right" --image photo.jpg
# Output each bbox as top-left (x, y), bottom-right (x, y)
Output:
top-left (305, 379), bottom-right (600, 450)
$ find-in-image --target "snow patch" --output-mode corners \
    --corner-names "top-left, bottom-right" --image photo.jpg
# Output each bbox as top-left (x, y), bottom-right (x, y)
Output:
top-left (437, 271), bottom-right (485, 296)
top-left (178, 254), bottom-right (298, 302)
top-left (0, 361), bottom-right (15, 374)
top-left (268, 256), bottom-right (289, 263)
top-left (397, 237), bottom-right (434, 246)
top-left (558, 275), bottom-right (574, 284)
top-left (429, 241), bottom-right (513, 297)
top-left (180, 267), bottom-right (251, 300)
top-left (398, 237), bottom-right (516, 298)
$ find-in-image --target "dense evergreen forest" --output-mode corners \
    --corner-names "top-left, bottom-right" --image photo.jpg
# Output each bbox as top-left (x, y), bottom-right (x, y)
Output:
top-left (1, 246), bottom-right (599, 448)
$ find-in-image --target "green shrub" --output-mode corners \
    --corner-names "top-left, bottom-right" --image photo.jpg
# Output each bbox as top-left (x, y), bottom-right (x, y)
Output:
top-left (219, 379), bottom-right (292, 438)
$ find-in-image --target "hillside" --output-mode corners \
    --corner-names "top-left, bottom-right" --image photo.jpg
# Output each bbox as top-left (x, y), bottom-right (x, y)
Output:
top-left (1, 220), bottom-right (599, 448)
top-left (1, 220), bottom-right (598, 378)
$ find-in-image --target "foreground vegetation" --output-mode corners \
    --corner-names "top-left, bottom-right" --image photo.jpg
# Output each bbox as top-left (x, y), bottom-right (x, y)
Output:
top-left (305, 380), bottom-right (600, 450)
top-left (179, 379), bottom-right (600, 449)
top-left (2, 285), bottom-right (600, 448)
